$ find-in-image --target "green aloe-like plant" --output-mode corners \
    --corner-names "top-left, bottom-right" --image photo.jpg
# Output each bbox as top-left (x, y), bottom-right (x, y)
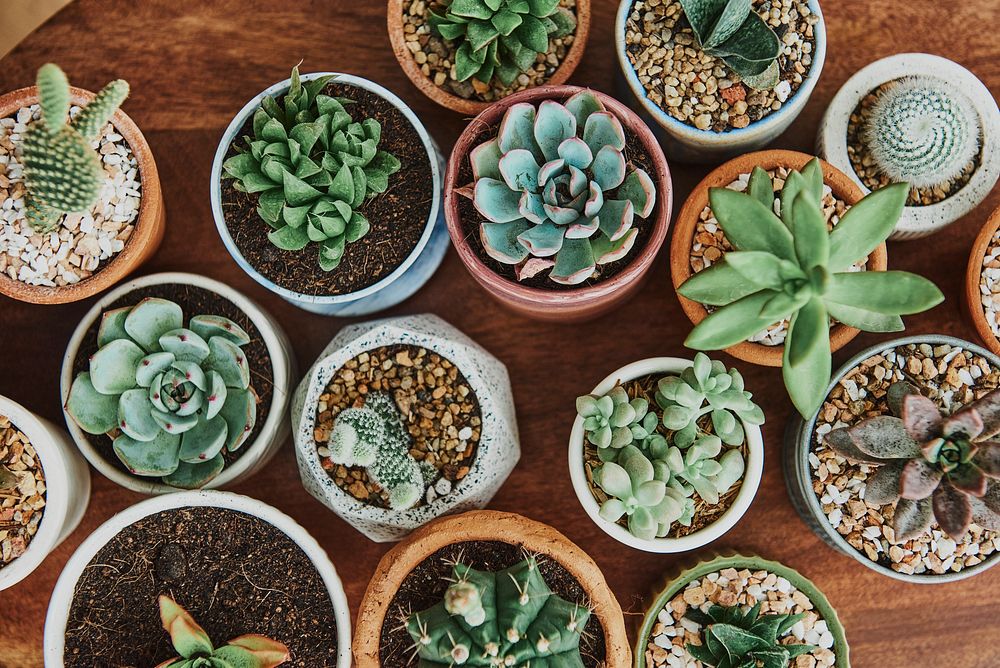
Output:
top-left (65, 298), bottom-right (257, 489)
top-left (462, 90), bottom-right (656, 285)
top-left (678, 159), bottom-right (944, 418)
top-left (428, 0), bottom-right (576, 87)
top-left (684, 603), bottom-right (815, 668)
top-left (223, 66), bottom-right (401, 271)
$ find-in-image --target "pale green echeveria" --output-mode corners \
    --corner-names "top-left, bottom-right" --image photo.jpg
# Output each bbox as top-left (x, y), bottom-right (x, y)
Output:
top-left (678, 159), bottom-right (944, 418)
top-left (577, 386), bottom-right (665, 462)
top-left (65, 298), bottom-right (257, 489)
top-left (663, 434), bottom-right (745, 505)
top-left (464, 90), bottom-right (657, 285)
top-left (594, 445), bottom-right (689, 540)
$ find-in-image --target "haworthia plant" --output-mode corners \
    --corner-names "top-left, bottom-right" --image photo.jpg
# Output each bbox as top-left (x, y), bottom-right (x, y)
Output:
top-left (684, 602), bottom-right (816, 668)
top-left (65, 298), bottom-right (257, 489)
top-left (678, 158), bottom-right (944, 418)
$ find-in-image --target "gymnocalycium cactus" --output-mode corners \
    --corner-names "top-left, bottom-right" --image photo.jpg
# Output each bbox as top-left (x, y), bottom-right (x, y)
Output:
top-left (428, 0), bottom-right (577, 87)
top-left (223, 66), bottom-right (401, 271)
top-left (824, 382), bottom-right (1000, 541)
top-left (21, 63), bottom-right (129, 232)
top-left (327, 392), bottom-right (423, 510)
top-left (65, 298), bottom-right (257, 489)
top-left (864, 76), bottom-right (982, 191)
top-left (462, 90), bottom-right (657, 285)
top-left (406, 556), bottom-right (591, 667)
top-left (155, 595), bottom-right (289, 668)
top-left (678, 158), bottom-right (944, 418)
top-left (678, 0), bottom-right (782, 90)
top-left (684, 603), bottom-right (816, 668)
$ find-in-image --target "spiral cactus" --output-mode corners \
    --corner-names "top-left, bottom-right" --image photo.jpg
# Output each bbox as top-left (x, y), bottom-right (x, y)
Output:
top-left (864, 76), bottom-right (981, 190)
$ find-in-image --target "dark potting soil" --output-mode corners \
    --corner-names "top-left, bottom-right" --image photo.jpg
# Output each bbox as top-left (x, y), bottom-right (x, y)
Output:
top-left (62, 507), bottom-right (340, 667)
top-left (378, 540), bottom-right (607, 668)
top-left (220, 82), bottom-right (434, 296)
top-left (70, 282), bottom-right (274, 480)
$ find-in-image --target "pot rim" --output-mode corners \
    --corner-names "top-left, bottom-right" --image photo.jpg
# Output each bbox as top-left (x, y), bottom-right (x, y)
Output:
top-left (965, 205), bottom-right (1000, 355)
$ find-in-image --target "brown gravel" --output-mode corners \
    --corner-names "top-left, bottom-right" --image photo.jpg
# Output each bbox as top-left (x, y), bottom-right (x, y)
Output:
top-left (0, 413), bottom-right (46, 570)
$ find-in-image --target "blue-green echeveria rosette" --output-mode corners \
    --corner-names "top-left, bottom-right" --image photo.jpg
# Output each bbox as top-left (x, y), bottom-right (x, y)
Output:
top-left (65, 297), bottom-right (258, 489)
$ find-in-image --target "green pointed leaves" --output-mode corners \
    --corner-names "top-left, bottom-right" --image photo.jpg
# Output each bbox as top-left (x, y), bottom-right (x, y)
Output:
top-left (783, 298), bottom-right (831, 419)
top-left (828, 182), bottom-right (909, 271)
top-left (685, 291), bottom-right (777, 350)
top-left (708, 187), bottom-right (795, 260)
top-left (825, 271), bottom-right (944, 317)
top-left (678, 0), bottom-right (781, 89)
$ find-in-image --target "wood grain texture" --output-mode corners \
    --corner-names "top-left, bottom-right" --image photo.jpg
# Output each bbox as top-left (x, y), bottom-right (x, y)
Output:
top-left (0, 1), bottom-right (997, 666)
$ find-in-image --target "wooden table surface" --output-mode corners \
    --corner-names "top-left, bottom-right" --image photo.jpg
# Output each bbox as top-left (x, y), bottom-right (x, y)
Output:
top-left (1, 1), bottom-right (998, 666)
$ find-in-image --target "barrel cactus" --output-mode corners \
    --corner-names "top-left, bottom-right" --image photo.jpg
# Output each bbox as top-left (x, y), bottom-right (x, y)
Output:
top-left (406, 556), bottom-right (591, 667)
top-left (684, 602), bottom-right (815, 668)
top-left (461, 90), bottom-right (657, 285)
top-left (65, 298), bottom-right (257, 489)
top-left (21, 63), bottom-right (129, 232)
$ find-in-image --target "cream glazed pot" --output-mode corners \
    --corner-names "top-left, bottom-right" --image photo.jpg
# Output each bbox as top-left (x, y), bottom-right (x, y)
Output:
top-left (291, 313), bottom-right (519, 542)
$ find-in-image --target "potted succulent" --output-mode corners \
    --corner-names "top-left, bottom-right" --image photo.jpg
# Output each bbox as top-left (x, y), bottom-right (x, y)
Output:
top-left (210, 66), bottom-right (449, 316)
top-left (60, 272), bottom-right (294, 495)
top-left (616, 0), bottom-right (827, 163)
top-left (0, 63), bottom-right (164, 304)
top-left (0, 395), bottom-right (90, 591)
top-left (635, 555), bottom-right (849, 668)
top-left (292, 313), bottom-right (519, 542)
top-left (965, 204), bottom-right (1000, 355)
top-left (784, 335), bottom-right (1000, 582)
top-left (353, 510), bottom-right (631, 667)
top-left (43, 490), bottom-right (353, 667)
top-left (445, 86), bottom-right (672, 322)
top-left (670, 150), bottom-right (943, 417)
top-left (568, 354), bottom-right (764, 553)
top-left (818, 53), bottom-right (1000, 239)
top-left (387, 0), bottom-right (591, 115)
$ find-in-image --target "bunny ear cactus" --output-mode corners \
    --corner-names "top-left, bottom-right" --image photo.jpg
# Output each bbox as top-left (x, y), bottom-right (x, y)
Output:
top-left (824, 382), bottom-right (1000, 541)
top-left (684, 603), bottom-right (816, 668)
top-left (155, 595), bottom-right (289, 668)
top-left (65, 298), bottom-right (257, 489)
top-left (678, 159), bottom-right (944, 418)
top-left (461, 90), bottom-right (657, 285)
top-left (21, 63), bottom-right (129, 232)
top-left (223, 65), bottom-right (402, 271)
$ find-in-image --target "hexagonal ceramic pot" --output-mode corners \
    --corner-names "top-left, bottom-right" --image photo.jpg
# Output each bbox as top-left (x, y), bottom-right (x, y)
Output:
top-left (291, 314), bottom-right (519, 542)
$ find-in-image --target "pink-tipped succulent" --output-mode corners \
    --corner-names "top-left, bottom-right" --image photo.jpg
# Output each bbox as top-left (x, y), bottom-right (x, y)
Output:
top-left (155, 595), bottom-right (290, 668)
top-left (824, 381), bottom-right (1000, 541)
top-left (460, 90), bottom-right (657, 285)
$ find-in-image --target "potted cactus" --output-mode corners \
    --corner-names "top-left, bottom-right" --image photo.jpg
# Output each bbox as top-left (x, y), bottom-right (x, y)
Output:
top-left (44, 490), bottom-right (352, 667)
top-left (445, 86), bottom-right (672, 322)
top-left (353, 510), bottom-right (631, 667)
top-left (818, 54), bottom-right (1000, 239)
top-left (292, 314), bottom-right (519, 542)
top-left (211, 66), bottom-right (449, 316)
top-left (0, 63), bottom-right (164, 304)
top-left (616, 0), bottom-right (827, 162)
top-left (784, 335), bottom-right (1000, 582)
top-left (568, 355), bottom-right (764, 553)
top-left (670, 150), bottom-right (943, 418)
top-left (387, 0), bottom-right (591, 115)
top-left (60, 272), bottom-right (294, 494)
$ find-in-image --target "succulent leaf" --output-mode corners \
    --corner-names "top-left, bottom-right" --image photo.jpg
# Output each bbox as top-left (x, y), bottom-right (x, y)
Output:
top-left (124, 298), bottom-right (184, 353)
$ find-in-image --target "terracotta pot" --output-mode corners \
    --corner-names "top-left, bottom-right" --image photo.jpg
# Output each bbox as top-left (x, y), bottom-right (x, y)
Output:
top-left (387, 0), bottom-right (592, 116)
top-left (445, 85), bottom-right (673, 322)
top-left (964, 204), bottom-right (1000, 355)
top-left (353, 510), bottom-right (631, 667)
top-left (0, 85), bottom-right (164, 305)
top-left (669, 149), bottom-right (885, 367)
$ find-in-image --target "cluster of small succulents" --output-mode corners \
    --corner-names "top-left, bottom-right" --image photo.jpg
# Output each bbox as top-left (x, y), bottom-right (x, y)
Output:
top-left (64, 298), bottom-right (257, 489)
top-left (678, 158), bottom-right (944, 418)
top-left (462, 89), bottom-right (657, 285)
top-left (222, 66), bottom-right (401, 270)
top-left (406, 556), bottom-right (590, 667)
top-left (684, 602), bottom-right (816, 668)
top-left (576, 353), bottom-right (759, 540)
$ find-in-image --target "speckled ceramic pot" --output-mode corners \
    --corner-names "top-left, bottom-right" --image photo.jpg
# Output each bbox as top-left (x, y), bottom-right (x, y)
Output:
top-left (291, 314), bottom-right (519, 542)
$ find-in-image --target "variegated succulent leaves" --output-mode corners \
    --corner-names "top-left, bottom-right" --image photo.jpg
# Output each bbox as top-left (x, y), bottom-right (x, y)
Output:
top-left (429, 0), bottom-right (576, 87)
top-left (406, 556), bottom-right (591, 667)
top-left (223, 66), bottom-right (401, 271)
top-left (463, 90), bottom-right (657, 285)
top-left (824, 382), bottom-right (1000, 541)
top-left (684, 603), bottom-right (816, 668)
top-left (155, 595), bottom-right (289, 668)
top-left (65, 298), bottom-right (257, 489)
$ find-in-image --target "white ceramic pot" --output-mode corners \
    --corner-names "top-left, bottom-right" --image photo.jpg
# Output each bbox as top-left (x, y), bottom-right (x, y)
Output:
top-left (817, 53), bottom-right (1000, 240)
top-left (210, 72), bottom-right (449, 316)
top-left (42, 489), bottom-right (352, 668)
top-left (568, 357), bottom-right (764, 553)
top-left (60, 272), bottom-right (295, 495)
top-left (0, 396), bottom-right (90, 591)
top-left (292, 314), bottom-right (520, 542)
